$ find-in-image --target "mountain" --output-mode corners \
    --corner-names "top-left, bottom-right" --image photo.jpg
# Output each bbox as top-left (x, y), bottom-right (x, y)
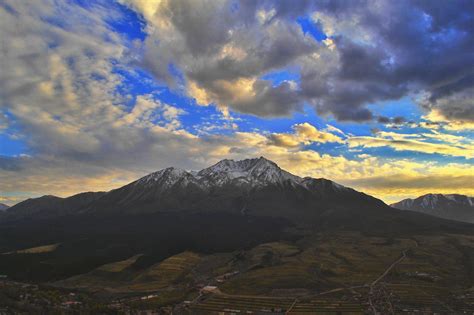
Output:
top-left (1, 192), bottom-right (105, 221)
top-left (3, 157), bottom-right (470, 232)
top-left (0, 157), bottom-right (472, 286)
top-left (0, 203), bottom-right (9, 211)
top-left (81, 157), bottom-right (388, 222)
top-left (391, 193), bottom-right (474, 223)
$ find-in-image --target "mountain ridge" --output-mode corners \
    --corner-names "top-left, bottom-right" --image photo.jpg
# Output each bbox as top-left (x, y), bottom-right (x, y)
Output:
top-left (132, 157), bottom-right (341, 190)
top-left (3, 157), bottom-right (382, 222)
top-left (391, 193), bottom-right (474, 223)
top-left (0, 203), bottom-right (9, 211)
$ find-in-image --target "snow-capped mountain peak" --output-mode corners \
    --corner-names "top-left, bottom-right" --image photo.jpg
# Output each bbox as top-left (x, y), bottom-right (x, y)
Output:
top-left (131, 157), bottom-right (352, 195)
top-left (392, 193), bottom-right (474, 210)
top-left (444, 194), bottom-right (474, 206)
top-left (136, 167), bottom-right (193, 188)
top-left (3, 157), bottom-right (389, 222)
top-left (391, 193), bottom-right (474, 223)
top-left (421, 193), bottom-right (439, 209)
top-left (197, 157), bottom-right (301, 186)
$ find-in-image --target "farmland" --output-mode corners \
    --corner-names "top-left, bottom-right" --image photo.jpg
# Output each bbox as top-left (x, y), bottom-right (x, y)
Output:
top-left (190, 294), bottom-right (364, 314)
top-left (40, 231), bottom-right (473, 313)
top-left (0, 219), bottom-right (472, 314)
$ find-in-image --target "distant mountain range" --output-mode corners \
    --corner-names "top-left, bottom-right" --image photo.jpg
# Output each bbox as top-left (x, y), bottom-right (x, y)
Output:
top-left (0, 192), bottom-right (104, 221)
top-left (0, 203), bottom-right (9, 211)
top-left (391, 193), bottom-right (474, 223)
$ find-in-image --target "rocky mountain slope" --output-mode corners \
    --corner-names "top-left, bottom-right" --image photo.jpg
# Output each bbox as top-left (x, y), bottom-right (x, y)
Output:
top-left (391, 193), bottom-right (474, 223)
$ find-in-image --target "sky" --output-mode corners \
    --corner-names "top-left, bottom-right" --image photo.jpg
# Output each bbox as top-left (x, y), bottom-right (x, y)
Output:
top-left (0, 0), bottom-right (473, 205)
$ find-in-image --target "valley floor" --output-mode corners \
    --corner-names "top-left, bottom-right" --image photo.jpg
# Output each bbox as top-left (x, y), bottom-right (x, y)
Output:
top-left (3, 230), bottom-right (471, 314)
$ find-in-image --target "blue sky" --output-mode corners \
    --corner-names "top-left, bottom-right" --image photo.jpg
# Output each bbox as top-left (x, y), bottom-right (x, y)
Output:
top-left (0, 0), bottom-right (473, 205)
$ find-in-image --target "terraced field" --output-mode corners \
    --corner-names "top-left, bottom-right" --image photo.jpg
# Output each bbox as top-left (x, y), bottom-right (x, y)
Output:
top-left (51, 231), bottom-right (473, 313)
top-left (382, 284), bottom-right (451, 313)
top-left (220, 233), bottom-right (419, 294)
top-left (3, 243), bottom-right (59, 254)
top-left (56, 251), bottom-right (201, 293)
top-left (128, 251), bottom-right (201, 291)
top-left (97, 254), bottom-right (143, 272)
top-left (190, 294), bottom-right (364, 314)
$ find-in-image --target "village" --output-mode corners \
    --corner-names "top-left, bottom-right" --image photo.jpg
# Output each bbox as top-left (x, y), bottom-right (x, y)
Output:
top-left (0, 270), bottom-right (243, 314)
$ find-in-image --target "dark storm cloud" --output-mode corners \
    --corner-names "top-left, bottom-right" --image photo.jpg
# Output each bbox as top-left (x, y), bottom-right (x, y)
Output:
top-left (377, 116), bottom-right (406, 125)
top-left (132, 0), bottom-right (474, 122)
top-left (309, 0), bottom-right (474, 121)
top-left (229, 80), bottom-right (303, 117)
top-left (137, 0), bottom-right (318, 117)
top-left (377, 116), bottom-right (390, 124)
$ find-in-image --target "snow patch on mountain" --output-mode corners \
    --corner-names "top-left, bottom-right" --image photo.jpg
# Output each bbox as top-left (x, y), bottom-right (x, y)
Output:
top-left (391, 193), bottom-right (474, 223)
top-left (421, 194), bottom-right (438, 208)
top-left (136, 167), bottom-right (196, 189)
top-left (197, 157), bottom-right (302, 187)
top-left (133, 157), bottom-right (350, 193)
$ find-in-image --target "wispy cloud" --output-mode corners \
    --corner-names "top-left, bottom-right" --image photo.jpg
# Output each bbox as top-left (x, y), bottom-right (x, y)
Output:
top-left (347, 127), bottom-right (474, 159)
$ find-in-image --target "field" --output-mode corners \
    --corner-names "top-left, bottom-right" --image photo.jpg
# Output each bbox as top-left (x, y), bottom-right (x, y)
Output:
top-left (0, 223), bottom-right (471, 313)
top-left (97, 254), bottom-right (143, 272)
top-left (45, 230), bottom-right (474, 313)
top-left (2, 243), bottom-right (60, 254)
top-left (56, 251), bottom-right (202, 294)
top-left (189, 294), bottom-right (364, 314)
top-left (186, 232), bottom-right (473, 313)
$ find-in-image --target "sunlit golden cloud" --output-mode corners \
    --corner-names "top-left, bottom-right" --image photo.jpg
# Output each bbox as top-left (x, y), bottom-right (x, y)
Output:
top-left (268, 123), bottom-right (344, 147)
top-left (422, 110), bottom-right (474, 131)
top-left (348, 134), bottom-right (474, 159)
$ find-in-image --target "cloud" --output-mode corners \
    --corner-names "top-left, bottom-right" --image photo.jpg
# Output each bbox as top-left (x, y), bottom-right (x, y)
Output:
top-left (189, 77), bottom-right (303, 117)
top-left (120, 95), bottom-right (186, 130)
top-left (324, 124), bottom-right (345, 136)
top-left (0, 0), bottom-right (201, 173)
top-left (268, 122), bottom-right (344, 147)
top-left (2, 126), bottom-right (473, 205)
top-left (348, 132), bottom-right (474, 159)
top-left (310, 0), bottom-right (474, 123)
top-left (341, 161), bottom-right (474, 203)
top-left (0, 112), bottom-right (8, 131)
top-left (422, 109), bottom-right (474, 131)
top-left (129, 0), bottom-right (315, 117)
top-left (122, 0), bottom-right (474, 123)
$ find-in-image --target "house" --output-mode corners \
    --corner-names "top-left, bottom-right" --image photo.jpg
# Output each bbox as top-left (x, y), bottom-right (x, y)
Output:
top-left (201, 286), bottom-right (220, 294)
